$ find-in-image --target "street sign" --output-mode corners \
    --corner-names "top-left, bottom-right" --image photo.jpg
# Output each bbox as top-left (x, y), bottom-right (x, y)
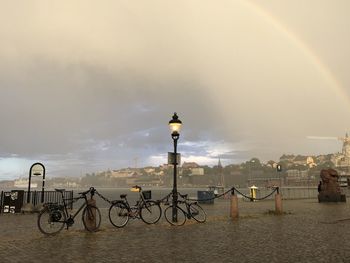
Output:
top-left (168, 152), bottom-right (181, 165)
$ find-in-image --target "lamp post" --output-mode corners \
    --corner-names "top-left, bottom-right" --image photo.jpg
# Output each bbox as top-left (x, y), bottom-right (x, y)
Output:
top-left (27, 163), bottom-right (45, 203)
top-left (169, 113), bottom-right (182, 222)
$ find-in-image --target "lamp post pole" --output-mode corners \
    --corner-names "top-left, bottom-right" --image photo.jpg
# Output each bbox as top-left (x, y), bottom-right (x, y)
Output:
top-left (41, 166), bottom-right (46, 203)
top-left (172, 133), bottom-right (179, 222)
top-left (169, 113), bottom-right (182, 223)
top-left (27, 166), bottom-right (33, 204)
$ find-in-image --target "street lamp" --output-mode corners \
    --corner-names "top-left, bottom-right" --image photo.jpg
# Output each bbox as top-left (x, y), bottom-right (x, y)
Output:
top-left (27, 163), bottom-right (46, 203)
top-left (22, 162), bottom-right (45, 213)
top-left (169, 112), bottom-right (182, 222)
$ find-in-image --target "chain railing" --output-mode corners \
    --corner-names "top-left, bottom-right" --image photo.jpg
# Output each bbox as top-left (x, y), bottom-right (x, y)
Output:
top-left (94, 189), bottom-right (114, 204)
top-left (75, 186), bottom-right (280, 208)
top-left (157, 186), bottom-right (279, 203)
top-left (233, 187), bottom-right (279, 201)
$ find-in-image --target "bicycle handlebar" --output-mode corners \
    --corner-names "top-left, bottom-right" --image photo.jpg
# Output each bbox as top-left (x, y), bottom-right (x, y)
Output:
top-left (78, 187), bottom-right (95, 196)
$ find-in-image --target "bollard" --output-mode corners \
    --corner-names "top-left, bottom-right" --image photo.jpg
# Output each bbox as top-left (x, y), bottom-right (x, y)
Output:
top-left (275, 187), bottom-right (282, 214)
top-left (230, 188), bottom-right (239, 219)
top-left (85, 197), bottom-right (97, 230)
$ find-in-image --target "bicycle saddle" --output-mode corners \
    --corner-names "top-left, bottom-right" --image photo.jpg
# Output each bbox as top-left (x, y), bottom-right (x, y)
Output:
top-left (120, 194), bottom-right (127, 199)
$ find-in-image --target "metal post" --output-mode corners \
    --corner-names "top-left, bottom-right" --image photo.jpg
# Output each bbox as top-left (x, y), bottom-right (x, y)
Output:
top-left (230, 187), bottom-right (239, 219)
top-left (172, 136), bottom-right (178, 222)
top-left (27, 166), bottom-right (33, 203)
top-left (0, 191), bottom-right (3, 214)
top-left (41, 166), bottom-right (46, 203)
top-left (33, 190), bottom-right (37, 206)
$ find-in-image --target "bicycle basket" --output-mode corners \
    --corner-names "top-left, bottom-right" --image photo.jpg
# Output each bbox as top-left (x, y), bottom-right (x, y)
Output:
top-left (142, 190), bottom-right (152, 200)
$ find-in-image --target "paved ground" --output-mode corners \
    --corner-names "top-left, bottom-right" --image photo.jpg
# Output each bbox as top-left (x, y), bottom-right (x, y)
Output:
top-left (1, 198), bottom-right (350, 262)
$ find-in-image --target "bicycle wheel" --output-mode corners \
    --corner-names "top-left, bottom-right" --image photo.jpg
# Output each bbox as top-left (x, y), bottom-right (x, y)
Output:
top-left (82, 205), bottom-right (101, 232)
top-left (140, 201), bottom-right (162, 224)
top-left (37, 208), bottom-right (66, 235)
top-left (108, 202), bottom-right (129, 228)
top-left (164, 205), bottom-right (186, 226)
top-left (189, 203), bottom-right (206, 223)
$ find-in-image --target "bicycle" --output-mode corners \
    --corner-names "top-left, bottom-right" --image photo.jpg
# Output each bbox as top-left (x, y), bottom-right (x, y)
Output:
top-left (108, 185), bottom-right (162, 228)
top-left (37, 187), bottom-right (101, 235)
top-left (164, 193), bottom-right (206, 226)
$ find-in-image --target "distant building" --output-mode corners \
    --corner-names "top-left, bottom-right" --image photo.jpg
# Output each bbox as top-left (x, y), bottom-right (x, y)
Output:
top-left (293, 155), bottom-right (316, 168)
top-left (14, 178), bottom-right (37, 188)
top-left (182, 162), bottom-right (200, 169)
top-left (279, 154), bottom-right (316, 168)
top-left (266, 160), bottom-right (278, 168)
top-left (144, 167), bottom-right (155, 174)
top-left (333, 133), bottom-right (350, 168)
top-left (110, 170), bottom-right (138, 178)
top-left (190, 168), bottom-right (204, 176)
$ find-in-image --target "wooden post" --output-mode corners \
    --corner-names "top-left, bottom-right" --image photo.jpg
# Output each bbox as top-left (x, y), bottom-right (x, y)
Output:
top-left (230, 189), bottom-right (239, 219)
top-left (85, 197), bottom-right (97, 230)
top-left (275, 187), bottom-right (282, 214)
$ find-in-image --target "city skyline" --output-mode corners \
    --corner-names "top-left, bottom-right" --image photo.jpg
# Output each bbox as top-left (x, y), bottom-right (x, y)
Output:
top-left (1, 1), bottom-right (350, 180)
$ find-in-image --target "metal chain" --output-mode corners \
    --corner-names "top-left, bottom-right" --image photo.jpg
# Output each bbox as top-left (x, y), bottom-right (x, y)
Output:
top-left (94, 186), bottom-right (278, 204)
top-left (94, 189), bottom-right (113, 204)
top-left (161, 187), bottom-right (278, 202)
top-left (185, 188), bottom-right (233, 202)
top-left (233, 187), bottom-right (278, 201)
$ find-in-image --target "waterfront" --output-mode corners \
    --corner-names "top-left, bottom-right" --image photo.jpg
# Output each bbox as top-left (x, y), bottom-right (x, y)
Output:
top-left (1, 186), bottom-right (340, 211)
top-left (1, 198), bottom-right (350, 262)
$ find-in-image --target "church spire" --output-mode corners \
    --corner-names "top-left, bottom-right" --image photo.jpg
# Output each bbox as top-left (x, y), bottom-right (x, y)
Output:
top-left (218, 158), bottom-right (222, 168)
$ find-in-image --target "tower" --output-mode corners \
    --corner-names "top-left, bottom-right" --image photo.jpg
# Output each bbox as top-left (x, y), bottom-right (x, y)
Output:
top-left (218, 158), bottom-right (225, 187)
top-left (341, 133), bottom-right (350, 158)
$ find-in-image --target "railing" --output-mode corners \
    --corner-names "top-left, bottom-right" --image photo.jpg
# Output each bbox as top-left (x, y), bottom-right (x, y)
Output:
top-left (0, 190), bottom-right (74, 213)
top-left (235, 187), bottom-right (314, 200)
top-left (237, 186), bottom-right (350, 200)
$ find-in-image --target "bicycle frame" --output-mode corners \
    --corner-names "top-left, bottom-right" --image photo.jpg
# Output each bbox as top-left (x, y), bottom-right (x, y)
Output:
top-left (121, 190), bottom-right (148, 216)
top-left (58, 192), bottom-right (89, 225)
top-left (177, 200), bottom-right (193, 219)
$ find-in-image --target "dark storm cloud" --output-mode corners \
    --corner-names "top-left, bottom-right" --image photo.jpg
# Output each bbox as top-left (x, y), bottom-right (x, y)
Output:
top-left (0, 59), bottom-right (227, 172)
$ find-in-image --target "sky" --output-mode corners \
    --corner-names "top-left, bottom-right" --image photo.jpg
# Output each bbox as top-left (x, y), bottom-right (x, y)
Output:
top-left (1, 0), bottom-right (350, 180)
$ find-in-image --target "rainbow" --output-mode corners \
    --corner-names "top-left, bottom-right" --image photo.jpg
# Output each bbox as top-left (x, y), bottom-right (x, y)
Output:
top-left (241, 0), bottom-right (349, 106)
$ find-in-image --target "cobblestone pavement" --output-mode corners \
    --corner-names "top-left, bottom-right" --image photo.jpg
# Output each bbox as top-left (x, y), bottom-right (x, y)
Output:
top-left (1, 198), bottom-right (350, 262)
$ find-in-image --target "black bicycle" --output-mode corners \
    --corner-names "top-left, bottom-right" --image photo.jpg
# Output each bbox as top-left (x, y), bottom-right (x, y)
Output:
top-left (164, 193), bottom-right (206, 226)
top-left (37, 187), bottom-right (101, 235)
top-left (108, 185), bottom-right (162, 228)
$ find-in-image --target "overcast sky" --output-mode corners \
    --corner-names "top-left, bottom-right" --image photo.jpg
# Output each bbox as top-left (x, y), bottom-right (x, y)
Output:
top-left (1, 0), bottom-right (350, 180)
